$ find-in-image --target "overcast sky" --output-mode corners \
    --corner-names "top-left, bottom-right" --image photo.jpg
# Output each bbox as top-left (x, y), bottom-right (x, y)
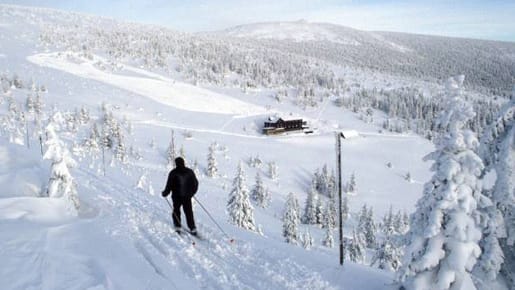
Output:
top-left (1, 0), bottom-right (514, 42)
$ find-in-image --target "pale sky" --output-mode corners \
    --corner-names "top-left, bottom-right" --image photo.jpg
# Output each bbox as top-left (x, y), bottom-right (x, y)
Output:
top-left (1, 0), bottom-right (514, 42)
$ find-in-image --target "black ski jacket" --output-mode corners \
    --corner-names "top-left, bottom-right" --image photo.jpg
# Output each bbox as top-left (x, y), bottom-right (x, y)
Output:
top-left (162, 165), bottom-right (199, 199)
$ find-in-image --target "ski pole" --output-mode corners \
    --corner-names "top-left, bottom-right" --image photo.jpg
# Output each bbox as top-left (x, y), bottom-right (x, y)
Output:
top-left (164, 197), bottom-right (174, 210)
top-left (193, 196), bottom-right (234, 243)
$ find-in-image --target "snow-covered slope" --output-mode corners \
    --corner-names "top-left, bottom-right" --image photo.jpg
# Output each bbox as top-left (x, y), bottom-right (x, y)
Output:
top-left (27, 52), bottom-right (266, 116)
top-left (1, 4), bottom-right (509, 290)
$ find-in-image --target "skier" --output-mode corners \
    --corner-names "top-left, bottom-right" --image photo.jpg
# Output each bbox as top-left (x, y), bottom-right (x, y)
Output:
top-left (162, 157), bottom-right (199, 235)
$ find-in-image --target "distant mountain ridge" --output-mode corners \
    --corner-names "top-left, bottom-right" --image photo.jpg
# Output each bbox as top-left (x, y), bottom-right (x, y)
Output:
top-left (2, 4), bottom-right (513, 95)
top-left (217, 20), bottom-right (363, 46)
top-left (215, 20), bottom-right (415, 52)
top-left (210, 21), bottom-right (515, 95)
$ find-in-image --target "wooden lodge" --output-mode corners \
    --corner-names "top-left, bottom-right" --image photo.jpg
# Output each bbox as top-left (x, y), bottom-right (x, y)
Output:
top-left (263, 117), bottom-right (310, 135)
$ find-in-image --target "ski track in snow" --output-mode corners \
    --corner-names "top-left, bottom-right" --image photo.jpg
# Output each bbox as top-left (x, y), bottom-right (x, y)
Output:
top-left (27, 52), bottom-right (266, 116)
top-left (76, 168), bottom-right (335, 290)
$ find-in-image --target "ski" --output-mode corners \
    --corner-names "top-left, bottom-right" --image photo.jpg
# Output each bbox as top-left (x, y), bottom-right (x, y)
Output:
top-left (175, 228), bottom-right (198, 245)
top-left (175, 228), bottom-right (205, 245)
top-left (182, 229), bottom-right (205, 241)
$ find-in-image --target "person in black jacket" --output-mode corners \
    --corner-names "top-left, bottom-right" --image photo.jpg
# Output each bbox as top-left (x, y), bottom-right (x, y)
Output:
top-left (162, 157), bottom-right (199, 234)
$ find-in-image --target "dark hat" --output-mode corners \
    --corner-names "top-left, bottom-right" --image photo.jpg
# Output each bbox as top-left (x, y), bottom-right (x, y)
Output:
top-left (175, 157), bottom-right (185, 167)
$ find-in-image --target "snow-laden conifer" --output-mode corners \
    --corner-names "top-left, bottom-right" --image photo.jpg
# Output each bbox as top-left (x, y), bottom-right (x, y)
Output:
top-left (43, 122), bottom-right (80, 212)
top-left (382, 205), bottom-right (395, 236)
top-left (394, 210), bottom-right (409, 234)
top-left (364, 206), bottom-right (377, 248)
top-left (371, 232), bottom-right (402, 272)
top-left (303, 180), bottom-right (318, 224)
top-left (302, 229), bottom-right (314, 250)
top-left (322, 225), bottom-right (334, 248)
top-left (207, 142), bottom-right (218, 178)
top-left (227, 163), bottom-right (256, 231)
top-left (324, 198), bottom-right (337, 229)
top-left (347, 172), bottom-right (357, 193)
top-left (251, 172), bottom-right (270, 208)
top-left (476, 98), bottom-right (514, 286)
top-left (283, 192), bottom-right (300, 244)
top-left (115, 131), bottom-right (128, 165)
top-left (357, 204), bottom-right (368, 235)
top-left (399, 76), bottom-right (491, 290)
top-left (268, 161), bottom-right (278, 181)
top-left (349, 228), bottom-right (365, 263)
top-left (315, 197), bottom-right (324, 225)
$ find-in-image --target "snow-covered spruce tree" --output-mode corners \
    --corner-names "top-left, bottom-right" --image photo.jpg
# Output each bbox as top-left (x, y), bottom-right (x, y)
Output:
top-left (115, 132), bottom-right (128, 165)
top-left (43, 123), bottom-right (79, 212)
top-left (227, 163), bottom-right (256, 231)
top-left (398, 76), bottom-right (491, 290)
top-left (347, 172), bottom-right (357, 193)
top-left (371, 231), bottom-right (402, 272)
top-left (83, 123), bottom-right (100, 158)
top-left (283, 192), bottom-right (301, 244)
top-left (268, 161), bottom-right (278, 181)
top-left (26, 95), bottom-right (35, 113)
top-left (329, 171), bottom-right (336, 198)
top-left (100, 109), bottom-right (117, 150)
top-left (322, 223), bottom-right (335, 248)
top-left (251, 172), bottom-right (270, 208)
top-left (364, 206), bottom-right (377, 248)
top-left (402, 211), bottom-right (410, 233)
top-left (34, 93), bottom-right (44, 116)
top-left (476, 97), bottom-right (514, 286)
top-left (303, 180), bottom-right (319, 224)
top-left (473, 209), bottom-right (504, 287)
top-left (4, 97), bottom-right (24, 145)
top-left (394, 210), bottom-right (409, 235)
top-left (324, 198), bottom-right (337, 229)
top-left (349, 228), bottom-right (366, 263)
top-left (302, 229), bottom-right (314, 250)
top-left (316, 164), bottom-right (330, 196)
top-left (78, 106), bottom-right (90, 125)
top-left (357, 204), bottom-right (368, 235)
top-left (315, 197), bottom-right (324, 225)
top-left (248, 154), bottom-right (263, 168)
top-left (382, 205), bottom-right (395, 236)
top-left (207, 142), bottom-right (218, 178)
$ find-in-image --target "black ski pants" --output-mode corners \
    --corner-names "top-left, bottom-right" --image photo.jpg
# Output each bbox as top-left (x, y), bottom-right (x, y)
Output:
top-left (172, 196), bottom-right (196, 231)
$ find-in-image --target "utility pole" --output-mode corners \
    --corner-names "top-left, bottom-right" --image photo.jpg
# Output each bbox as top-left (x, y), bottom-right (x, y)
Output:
top-left (335, 132), bottom-right (344, 266)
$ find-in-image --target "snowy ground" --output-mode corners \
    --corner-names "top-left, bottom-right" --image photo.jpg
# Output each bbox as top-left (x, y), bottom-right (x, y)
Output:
top-left (0, 5), bottom-right (438, 290)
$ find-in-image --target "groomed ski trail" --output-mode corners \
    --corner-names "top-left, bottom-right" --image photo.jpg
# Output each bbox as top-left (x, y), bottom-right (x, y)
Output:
top-left (78, 169), bottom-right (336, 290)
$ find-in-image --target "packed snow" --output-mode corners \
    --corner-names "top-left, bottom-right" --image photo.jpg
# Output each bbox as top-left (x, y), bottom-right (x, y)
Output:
top-left (28, 52), bottom-right (266, 116)
top-left (0, 4), bottom-right (513, 290)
